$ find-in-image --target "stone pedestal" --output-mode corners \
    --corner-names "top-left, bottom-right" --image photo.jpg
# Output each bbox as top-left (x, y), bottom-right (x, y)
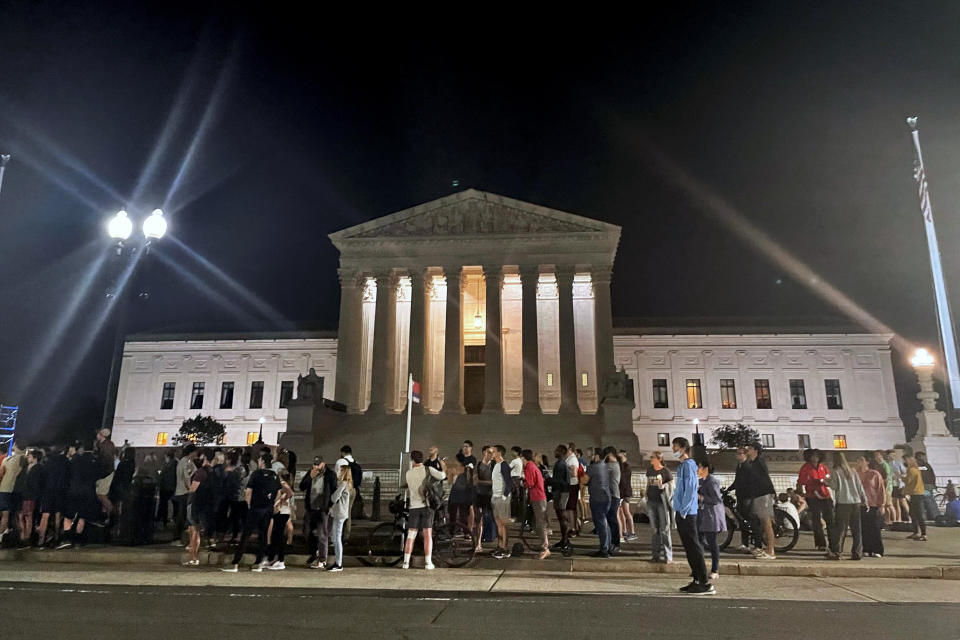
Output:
top-left (908, 363), bottom-right (960, 483)
top-left (599, 369), bottom-right (641, 461)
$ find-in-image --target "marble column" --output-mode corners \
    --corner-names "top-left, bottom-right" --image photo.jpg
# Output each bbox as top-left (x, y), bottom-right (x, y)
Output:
top-left (367, 269), bottom-right (397, 413)
top-left (407, 268), bottom-right (427, 415)
top-left (592, 264), bottom-right (616, 392)
top-left (519, 265), bottom-right (541, 415)
top-left (556, 265), bottom-right (579, 415)
top-left (481, 265), bottom-right (504, 413)
top-left (334, 269), bottom-right (365, 412)
top-left (441, 265), bottom-right (465, 414)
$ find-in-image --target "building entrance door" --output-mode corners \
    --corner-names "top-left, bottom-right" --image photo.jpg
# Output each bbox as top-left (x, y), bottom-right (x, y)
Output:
top-left (464, 345), bottom-right (486, 414)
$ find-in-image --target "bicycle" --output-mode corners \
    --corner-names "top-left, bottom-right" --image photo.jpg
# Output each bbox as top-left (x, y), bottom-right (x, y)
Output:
top-left (359, 494), bottom-right (477, 568)
top-left (718, 489), bottom-right (799, 553)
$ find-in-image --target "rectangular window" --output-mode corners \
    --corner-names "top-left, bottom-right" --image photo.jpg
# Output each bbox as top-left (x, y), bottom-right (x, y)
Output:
top-left (762, 433), bottom-right (775, 449)
top-left (657, 433), bottom-right (670, 447)
top-left (798, 434), bottom-right (811, 449)
top-left (279, 380), bottom-right (294, 409)
top-left (720, 379), bottom-right (737, 409)
top-left (220, 382), bottom-right (235, 409)
top-left (685, 379), bottom-right (702, 409)
top-left (790, 379), bottom-right (807, 410)
top-left (156, 432), bottom-right (168, 446)
top-left (249, 381), bottom-right (264, 409)
top-left (545, 373), bottom-right (554, 387)
top-left (652, 379), bottom-right (669, 408)
top-left (754, 379), bottom-right (772, 409)
top-left (247, 432), bottom-right (259, 445)
top-left (825, 379), bottom-right (843, 410)
top-left (190, 382), bottom-right (205, 410)
top-left (833, 434), bottom-right (847, 449)
top-left (581, 372), bottom-right (589, 387)
top-left (160, 382), bottom-right (176, 410)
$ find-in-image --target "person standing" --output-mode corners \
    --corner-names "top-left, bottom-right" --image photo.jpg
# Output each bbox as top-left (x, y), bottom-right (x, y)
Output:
top-left (402, 450), bottom-right (445, 569)
top-left (0, 442), bottom-right (25, 545)
top-left (581, 449), bottom-right (612, 558)
top-left (184, 449), bottom-right (214, 566)
top-left (903, 455), bottom-right (928, 541)
top-left (617, 450), bottom-right (636, 542)
top-left (509, 446), bottom-right (525, 520)
top-left (473, 446), bottom-right (494, 552)
top-left (745, 442), bottom-right (776, 559)
top-left (38, 445), bottom-right (68, 547)
top-left (335, 445), bottom-right (360, 542)
top-left (157, 451), bottom-right (177, 528)
top-left (857, 455), bottom-right (885, 558)
top-left (327, 465), bottom-right (352, 572)
top-left (57, 442), bottom-right (101, 549)
top-left (521, 449), bottom-right (550, 560)
top-left (93, 428), bottom-right (117, 523)
top-left (172, 444), bottom-right (198, 546)
top-left (602, 446), bottom-right (622, 554)
top-left (222, 451), bottom-right (246, 545)
top-left (671, 437), bottom-right (713, 595)
top-left (18, 449), bottom-right (45, 548)
top-left (300, 455), bottom-right (336, 568)
top-left (886, 450), bottom-right (907, 523)
top-left (645, 451), bottom-right (673, 563)
top-left (697, 458), bottom-right (726, 582)
top-left (797, 449), bottom-right (833, 551)
top-left (447, 461), bottom-right (474, 531)
top-left (490, 445), bottom-right (513, 559)
top-left (726, 447), bottom-right (753, 552)
top-left (914, 452), bottom-right (939, 520)
top-left (266, 471), bottom-right (295, 570)
top-left (549, 445), bottom-right (574, 554)
top-left (222, 451), bottom-right (281, 572)
top-left (825, 452), bottom-right (867, 560)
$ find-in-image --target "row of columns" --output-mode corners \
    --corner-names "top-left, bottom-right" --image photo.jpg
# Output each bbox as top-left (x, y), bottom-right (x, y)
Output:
top-left (333, 264), bottom-right (616, 416)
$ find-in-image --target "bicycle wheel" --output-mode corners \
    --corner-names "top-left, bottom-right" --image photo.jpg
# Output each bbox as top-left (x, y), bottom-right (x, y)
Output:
top-left (434, 522), bottom-right (477, 568)
top-left (718, 509), bottom-right (737, 551)
top-left (358, 522), bottom-right (404, 567)
top-left (773, 510), bottom-right (799, 553)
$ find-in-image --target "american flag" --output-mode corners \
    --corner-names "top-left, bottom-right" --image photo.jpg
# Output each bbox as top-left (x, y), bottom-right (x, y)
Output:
top-left (913, 160), bottom-right (933, 223)
top-left (411, 380), bottom-right (421, 404)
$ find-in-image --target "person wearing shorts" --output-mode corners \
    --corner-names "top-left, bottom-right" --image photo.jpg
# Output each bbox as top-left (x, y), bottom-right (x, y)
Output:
top-left (58, 443), bottom-right (101, 549)
top-left (94, 428), bottom-right (117, 522)
top-left (402, 450), bottom-right (444, 569)
top-left (184, 449), bottom-right (215, 566)
top-left (550, 445), bottom-right (574, 552)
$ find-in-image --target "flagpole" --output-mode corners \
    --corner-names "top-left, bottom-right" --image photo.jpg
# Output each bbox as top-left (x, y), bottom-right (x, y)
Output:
top-left (907, 117), bottom-right (960, 416)
top-left (400, 373), bottom-right (414, 482)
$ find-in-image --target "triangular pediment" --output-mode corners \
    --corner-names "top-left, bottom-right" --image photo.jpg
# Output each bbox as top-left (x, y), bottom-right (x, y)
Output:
top-left (330, 189), bottom-right (619, 241)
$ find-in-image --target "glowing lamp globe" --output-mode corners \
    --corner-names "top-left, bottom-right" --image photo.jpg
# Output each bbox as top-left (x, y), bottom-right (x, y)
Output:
top-left (473, 312), bottom-right (483, 329)
top-left (911, 348), bottom-right (935, 368)
top-left (143, 208), bottom-right (167, 240)
top-left (107, 210), bottom-right (133, 240)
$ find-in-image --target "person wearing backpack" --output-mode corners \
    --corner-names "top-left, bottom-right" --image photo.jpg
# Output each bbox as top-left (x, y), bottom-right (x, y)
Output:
top-left (335, 445), bottom-right (361, 542)
top-left (550, 444), bottom-right (574, 554)
top-left (402, 450), bottom-right (445, 569)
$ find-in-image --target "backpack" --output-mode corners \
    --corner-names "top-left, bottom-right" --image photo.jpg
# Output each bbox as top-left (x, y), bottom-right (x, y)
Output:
top-left (421, 468), bottom-right (444, 511)
top-left (348, 460), bottom-right (363, 489)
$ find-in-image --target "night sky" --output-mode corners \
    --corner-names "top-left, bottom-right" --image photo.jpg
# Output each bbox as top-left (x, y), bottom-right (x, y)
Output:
top-left (2, 2), bottom-right (960, 442)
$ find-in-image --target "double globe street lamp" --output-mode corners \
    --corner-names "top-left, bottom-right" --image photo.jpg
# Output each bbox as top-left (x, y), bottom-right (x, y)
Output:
top-left (107, 208), bottom-right (167, 245)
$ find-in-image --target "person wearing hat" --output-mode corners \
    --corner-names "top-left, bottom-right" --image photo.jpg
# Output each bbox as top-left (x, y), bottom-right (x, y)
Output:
top-left (300, 455), bottom-right (337, 569)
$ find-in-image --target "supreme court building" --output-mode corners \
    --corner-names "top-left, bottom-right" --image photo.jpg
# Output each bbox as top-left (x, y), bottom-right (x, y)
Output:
top-left (110, 190), bottom-right (905, 463)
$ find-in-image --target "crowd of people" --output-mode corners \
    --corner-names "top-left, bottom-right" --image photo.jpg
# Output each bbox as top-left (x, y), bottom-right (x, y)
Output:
top-left (0, 428), bottom-right (957, 597)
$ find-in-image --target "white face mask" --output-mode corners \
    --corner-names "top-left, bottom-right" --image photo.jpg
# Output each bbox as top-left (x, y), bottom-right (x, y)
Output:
top-left (671, 449), bottom-right (683, 460)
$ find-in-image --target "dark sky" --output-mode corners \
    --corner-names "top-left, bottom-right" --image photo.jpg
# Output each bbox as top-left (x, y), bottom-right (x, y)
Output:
top-left (3, 1), bottom-right (960, 441)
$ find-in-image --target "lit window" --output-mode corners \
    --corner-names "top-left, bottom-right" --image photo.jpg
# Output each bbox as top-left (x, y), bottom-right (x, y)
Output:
top-left (220, 382), bottom-right (235, 409)
top-left (156, 432), bottom-right (168, 446)
top-left (249, 381), bottom-right (264, 409)
top-left (657, 433), bottom-right (670, 446)
top-left (762, 433), bottom-right (775, 449)
top-left (798, 434), bottom-right (811, 449)
top-left (720, 379), bottom-right (737, 409)
top-left (279, 381), bottom-right (294, 408)
top-left (216, 433), bottom-right (226, 445)
top-left (833, 434), bottom-right (847, 449)
top-left (652, 379), bottom-right (669, 408)
top-left (790, 379), bottom-right (807, 410)
top-left (546, 373), bottom-right (554, 387)
top-left (190, 382), bottom-right (205, 410)
top-left (247, 432), bottom-right (259, 445)
top-left (825, 379), bottom-right (843, 410)
top-left (754, 379), bottom-right (772, 409)
top-left (581, 372), bottom-right (589, 387)
top-left (160, 382), bottom-right (176, 410)
top-left (685, 379), bottom-right (702, 409)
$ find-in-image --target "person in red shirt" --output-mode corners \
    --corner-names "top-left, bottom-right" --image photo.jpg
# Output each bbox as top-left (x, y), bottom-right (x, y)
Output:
top-left (797, 449), bottom-right (834, 551)
top-left (521, 449), bottom-right (550, 560)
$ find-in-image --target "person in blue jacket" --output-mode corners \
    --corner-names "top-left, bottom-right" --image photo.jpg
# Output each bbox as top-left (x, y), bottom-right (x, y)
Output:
top-left (671, 437), bottom-right (714, 595)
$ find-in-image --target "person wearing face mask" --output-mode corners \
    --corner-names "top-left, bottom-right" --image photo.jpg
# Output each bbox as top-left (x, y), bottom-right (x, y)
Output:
top-left (645, 451), bottom-right (673, 563)
top-left (671, 437), bottom-right (713, 595)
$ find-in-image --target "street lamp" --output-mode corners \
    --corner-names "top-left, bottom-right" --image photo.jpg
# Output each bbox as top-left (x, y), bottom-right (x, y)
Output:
top-left (692, 417), bottom-right (704, 445)
top-left (107, 210), bottom-right (133, 241)
top-left (143, 208), bottom-right (167, 240)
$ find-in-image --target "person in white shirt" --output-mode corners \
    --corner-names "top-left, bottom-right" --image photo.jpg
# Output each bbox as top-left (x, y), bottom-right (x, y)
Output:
top-left (565, 442), bottom-right (582, 535)
top-left (403, 450), bottom-right (445, 569)
top-left (509, 446), bottom-right (524, 520)
top-left (335, 445), bottom-right (358, 541)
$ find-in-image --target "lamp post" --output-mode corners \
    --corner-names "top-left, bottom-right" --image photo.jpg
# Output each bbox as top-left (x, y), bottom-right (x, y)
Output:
top-left (911, 348), bottom-right (948, 438)
top-left (693, 417), bottom-right (704, 446)
top-left (101, 208), bottom-right (168, 431)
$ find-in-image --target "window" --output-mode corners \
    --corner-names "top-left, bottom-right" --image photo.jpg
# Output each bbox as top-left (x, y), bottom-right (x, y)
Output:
top-left (833, 434), bottom-right (847, 449)
top-left (762, 433), bottom-right (775, 449)
top-left (249, 381), bottom-right (264, 409)
top-left (754, 379), bottom-right (772, 409)
top-left (545, 373), bottom-right (554, 387)
top-left (720, 379), bottom-right (737, 409)
top-left (652, 379), bottom-right (669, 408)
top-left (790, 379), bottom-right (807, 410)
top-left (657, 433), bottom-right (670, 446)
top-left (279, 380), bottom-right (294, 408)
top-left (160, 382), bottom-right (176, 410)
top-left (220, 382), bottom-right (235, 409)
top-left (190, 382), bottom-right (205, 410)
top-left (581, 372), bottom-right (589, 387)
top-left (247, 432), bottom-right (259, 445)
top-left (798, 434), bottom-right (811, 449)
top-left (685, 379), bottom-right (702, 409)
top-left (825, 379), bottom-right (843, 410)
top-left (156, 432), bottom-right (168, 446)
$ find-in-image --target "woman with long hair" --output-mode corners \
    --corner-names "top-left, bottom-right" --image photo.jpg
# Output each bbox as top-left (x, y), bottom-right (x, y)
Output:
top-left (857, 455), bottom-right (885, 557)
top-left (617, 451), bottom-right (635, 542)
top-left (265, 471), bottom-right (294, 570)
top-left (328, 463), bottom-right (353, 572)
top-left (825, 452), bottom-right (867, 560)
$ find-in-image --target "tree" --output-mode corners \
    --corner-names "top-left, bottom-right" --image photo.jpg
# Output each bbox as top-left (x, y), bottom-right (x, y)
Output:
top-left (709, 422), bottom-right (760, 451)
top-left (174, 414), bottom-right (226, 446)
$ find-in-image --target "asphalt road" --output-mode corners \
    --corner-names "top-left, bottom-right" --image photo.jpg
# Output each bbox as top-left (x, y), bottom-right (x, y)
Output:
top-left (1, 581), bottom-right (958, 639)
